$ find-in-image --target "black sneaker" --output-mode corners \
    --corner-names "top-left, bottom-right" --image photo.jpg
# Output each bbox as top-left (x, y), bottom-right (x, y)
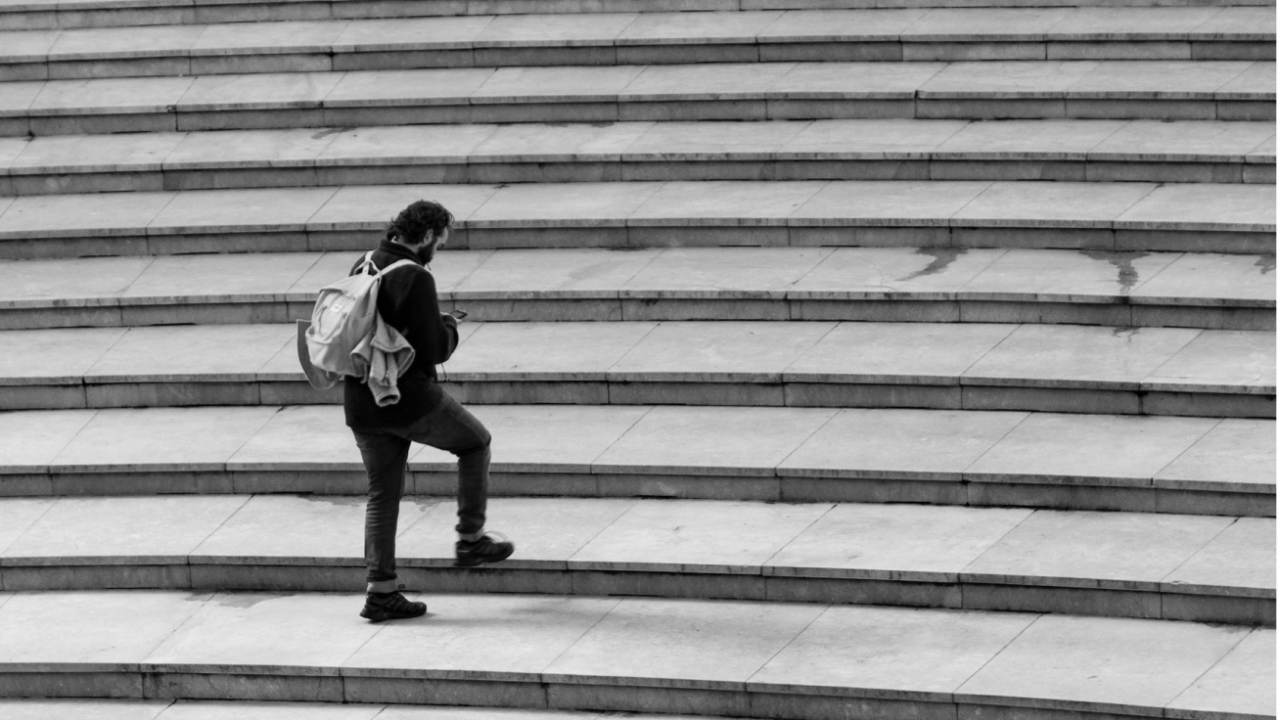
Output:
top-left (360, 585), bottom-right (426, 622)
top-left (455, 531), bottom-right (514, 567)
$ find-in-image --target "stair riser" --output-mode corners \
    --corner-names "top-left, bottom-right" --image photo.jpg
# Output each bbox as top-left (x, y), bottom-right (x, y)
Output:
top-left (2, 42), bottom-right (1272, 83)
top-left (0, 667), bottom-right (1219, 720)
top-left (2, 1), bottom-right (734, 33)
top-left (1, 468), bottom-right (1270, 516)
top-left (3, 99), bottom-right (1271, 140)
top-left (2, 300), bottom-right (1271, 332)
top-left (2, 380), bottom-right (1272, 418)
top-left (5, 160), bottom-right (1272, 198)
top-left (0, 563), bottom-right (1269, 625)
top-left (2, 229), bottom-right (1272, 260)
top-left (4, 0), bottom-right (1272, 31)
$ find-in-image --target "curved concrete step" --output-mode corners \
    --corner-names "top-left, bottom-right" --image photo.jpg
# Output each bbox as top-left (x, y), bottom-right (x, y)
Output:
top-left (0, 701), bottom-right (754, 720)
top-left (3, 0), bottom-right (743, 32)
top-left (0, 495), bottom-right (1272, 623)
top-left (0, 248), bottom-right (1273, 331)
top-left (1, 121), bottom-right (1274, 196)
top-left (0, 61), bottom-right (1272, 138)
top-left (1, 404), bottom-right (1273, 514)
top-left (0, 589), bottom-right (1271, 718)
top-left (0, 182), bottom-right (1273, 260)
top-left (3, 0), bottom-right (1274, 32)
top-left (0, 322), bottom-right (1273, 416)
top-left (1, 8), bottom-right (1273, 82)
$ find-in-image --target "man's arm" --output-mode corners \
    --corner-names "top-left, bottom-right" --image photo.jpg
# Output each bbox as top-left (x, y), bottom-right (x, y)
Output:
top-left (396, 269), bottom-right (459, 365)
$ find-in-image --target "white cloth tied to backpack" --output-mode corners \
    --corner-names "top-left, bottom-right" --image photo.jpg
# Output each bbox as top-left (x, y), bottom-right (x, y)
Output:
top-left (351, 315), bottom-right (416, 407)
top-left (297, 251), bottom-right (420, 406)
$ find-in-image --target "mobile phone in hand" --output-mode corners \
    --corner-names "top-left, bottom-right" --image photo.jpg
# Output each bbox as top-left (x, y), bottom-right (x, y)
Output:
top-left (449, 309), bottom-right (468, 320)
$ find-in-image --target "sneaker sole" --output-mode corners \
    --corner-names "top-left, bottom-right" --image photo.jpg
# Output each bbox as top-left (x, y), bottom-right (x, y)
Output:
top-left (360, 607), bottom-right (427, 622)
top-left (453, 546), bottom-right (514, 568)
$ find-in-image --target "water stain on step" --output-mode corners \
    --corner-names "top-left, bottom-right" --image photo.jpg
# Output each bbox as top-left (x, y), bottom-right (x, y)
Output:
top-left (310, 128), bottom-right (345, 140)
top-left (897, 248), bottom-right (964, 282)
top-left (1083, 250), bottom-right (1148, 293)
top-left (1256, 255), bottom-right (1275, 274)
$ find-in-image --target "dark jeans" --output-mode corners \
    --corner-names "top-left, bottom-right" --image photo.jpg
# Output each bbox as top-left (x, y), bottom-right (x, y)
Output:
top-left (351, 391), bottom-right (491, 593)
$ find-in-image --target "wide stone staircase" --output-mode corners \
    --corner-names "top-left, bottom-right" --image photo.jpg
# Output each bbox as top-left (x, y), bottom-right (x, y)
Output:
top-left (0, 0), bottom-right (1274, 718)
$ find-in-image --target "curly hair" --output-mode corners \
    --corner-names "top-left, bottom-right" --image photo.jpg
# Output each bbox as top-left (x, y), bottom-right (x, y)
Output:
top-left (386, 200), bottom-right (453, 245)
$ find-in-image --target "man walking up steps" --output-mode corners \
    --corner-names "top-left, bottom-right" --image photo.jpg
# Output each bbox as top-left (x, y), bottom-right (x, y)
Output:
top-left (345, 200), bottom-right (515, 622)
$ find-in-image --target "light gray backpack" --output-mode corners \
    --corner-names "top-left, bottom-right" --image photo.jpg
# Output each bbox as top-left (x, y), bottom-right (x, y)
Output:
top-left (302, 251), bottom-right (415, 385)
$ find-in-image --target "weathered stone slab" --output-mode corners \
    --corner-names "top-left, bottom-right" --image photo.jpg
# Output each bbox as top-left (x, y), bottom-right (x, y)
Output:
top-left (1142, 329), bottom-right (1275, 393)
top-left (956, 613), bottom-right (1251, 713)
top-left (966, 412), bottom-right (1218, 485)
top-left (1154, 418), bottom-right (1275, 491)
top-left (1165, 628), bottom-right (1276, 719)
top-left (962, 324), bottom-right (1201, 390)
top-left (345, 593), bottom-right (619, 679)
top-left (545, 596), bottom-right (823, 688)
top-left (50, 406), bottom-right (278, 472)
top-left (0, 589), bottom-right (210, 664)
top-left (778, 407), bottom-right (1026, 481)
top-left (961, 509), bottom-right (1233, 590)
top-left (142, 591), bottom-right (380, 670)
top-left (1163, 516), bottom-right (1275, 596)
top-left (769, 503), bottom-right (1031, 582)
top-left (749, 603), bottom-right (1034, 699)
top-left (190, 494), bottom-right (427, 563)
top-left (569, 499), bottom-right (829, 574)
top-left (2, 495), bottom-right (247, 560)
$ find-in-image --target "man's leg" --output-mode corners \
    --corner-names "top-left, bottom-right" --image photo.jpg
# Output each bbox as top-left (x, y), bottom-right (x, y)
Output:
top-left (405, 392), bottom-right (513, 566)
top-left (352, 428), bottom-right (411, 593)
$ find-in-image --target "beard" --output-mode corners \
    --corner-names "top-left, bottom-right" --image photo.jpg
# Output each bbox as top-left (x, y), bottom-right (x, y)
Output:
top-left (415, 243), bottom-right (436, 264)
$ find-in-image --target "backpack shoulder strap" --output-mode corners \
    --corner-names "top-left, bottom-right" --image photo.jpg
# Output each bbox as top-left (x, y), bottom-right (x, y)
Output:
top-left (354, 251), bottom-right (377, 276)
top-left (377, 259), bottom-right (421, 277)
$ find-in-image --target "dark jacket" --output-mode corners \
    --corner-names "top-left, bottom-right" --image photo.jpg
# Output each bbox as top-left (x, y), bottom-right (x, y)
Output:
top-left (343, 241), bottom-right (459, 428)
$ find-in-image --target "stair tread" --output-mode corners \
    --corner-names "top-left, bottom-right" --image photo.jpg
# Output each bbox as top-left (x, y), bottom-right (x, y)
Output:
top-left (1, 322), bottom-right (1272, 393)
top-left (0, 700), bottom-right (726, 720)
top-left (0, 0), bottom-right (1272, 713)
top-left (0, 493), bottom-right (1273, 593)
top-left (0, 61), bottom-right (1271, 121)
top-left (0, 120), bottom-right (1274, 177)
top-left (1, 405), bottom-right (1272, 493)
top-left (0, 7), bottom-right (1273, 67)
top-left (0, 589), bottom-right (1271, 716)
top-left (0, 182), bottom-right (1273, 241)
top-left (0, 247), bottom-right (1272, 310)
top-left (2, 0), bottom-right (1269, 20)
